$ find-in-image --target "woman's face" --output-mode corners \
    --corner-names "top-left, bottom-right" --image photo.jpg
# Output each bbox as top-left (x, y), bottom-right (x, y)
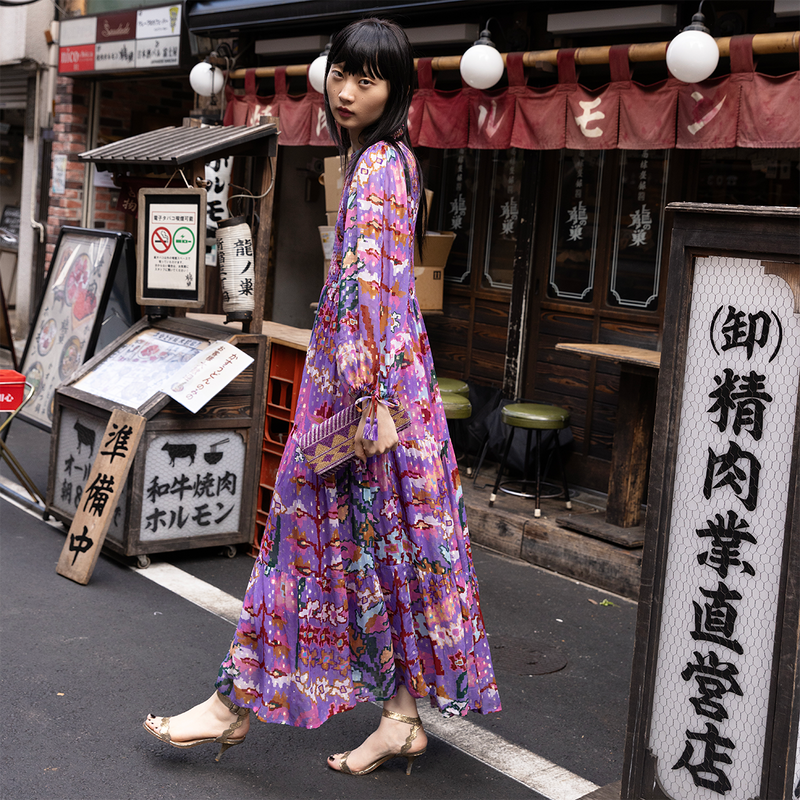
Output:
top-left (327, 63), bottom-right (390, 146)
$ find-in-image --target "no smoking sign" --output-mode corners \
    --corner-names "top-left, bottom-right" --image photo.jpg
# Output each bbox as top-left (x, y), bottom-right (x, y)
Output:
top-left (137, 187), bottom-right (207, 308)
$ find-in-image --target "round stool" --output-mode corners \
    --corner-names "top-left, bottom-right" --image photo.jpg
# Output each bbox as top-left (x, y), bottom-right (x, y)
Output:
top-left (438, 377), bottom-right (469, 397)
top-left (440, 391), bottom-right (473, 475)
top-left (440, 391), bottom-right (471, 419)
top-left (489, 402), bottom-right (572, 518)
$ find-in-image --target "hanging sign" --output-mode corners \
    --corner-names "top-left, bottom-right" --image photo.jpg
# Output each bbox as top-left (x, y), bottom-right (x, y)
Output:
top-left (137, 188), bottom-right (206, 309)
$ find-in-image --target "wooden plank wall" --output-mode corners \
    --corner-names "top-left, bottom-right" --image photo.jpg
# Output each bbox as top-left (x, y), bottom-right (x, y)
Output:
top-left (533, 309), bottom-right (659, 487)
top-left (426, 284), bottom-right (510, 387)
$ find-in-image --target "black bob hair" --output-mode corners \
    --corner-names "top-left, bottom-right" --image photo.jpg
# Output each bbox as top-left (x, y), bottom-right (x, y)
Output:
top-left (323, 18), bottom-right (427, 248)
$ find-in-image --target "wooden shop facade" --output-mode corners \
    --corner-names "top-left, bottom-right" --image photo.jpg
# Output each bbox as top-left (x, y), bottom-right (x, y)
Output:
top-left (50, 0), bottom-right (800, 494)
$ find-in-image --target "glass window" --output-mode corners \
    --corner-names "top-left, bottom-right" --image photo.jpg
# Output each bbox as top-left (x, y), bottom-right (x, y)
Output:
top-left (436, 148), bottom-right (479, 284)
top-left (483, 148), bottom-right (524, 290)
top-left (696, 149), bottom-right (799, 207)
top-left (548, 150), bottom-right (604, 303)
top-left (607, 150), bottom-right (669, 310)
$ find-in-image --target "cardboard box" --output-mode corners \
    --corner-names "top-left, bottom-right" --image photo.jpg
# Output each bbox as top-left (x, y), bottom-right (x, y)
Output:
top-left (0, 369), bottom-right (25, 411)
top-left (414, 266), bottom-right (444, 311)
top-left (323, 156), bottom-right (344, 212)
top-left (413, 230), bottom-right (454, 312)
top-left (414, 230), bottom-right (455, 270)
top-left (318, 226), bottom-right (335, 260)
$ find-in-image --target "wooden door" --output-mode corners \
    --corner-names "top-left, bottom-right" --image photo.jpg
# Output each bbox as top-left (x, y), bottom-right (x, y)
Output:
top-left (522, 148), bottom-right (678, 491)
top-left (422, 147), bottom-right (539, 388)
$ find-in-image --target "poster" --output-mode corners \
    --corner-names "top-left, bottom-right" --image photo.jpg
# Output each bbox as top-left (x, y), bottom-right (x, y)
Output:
top-left (19, 228), bottom-right (135, 430)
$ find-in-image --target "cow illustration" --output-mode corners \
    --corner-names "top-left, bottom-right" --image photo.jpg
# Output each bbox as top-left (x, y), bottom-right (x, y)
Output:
top-left (74, 419), bottom-right (96, 456)
top-left (162, 442), bottom-right (197, 467)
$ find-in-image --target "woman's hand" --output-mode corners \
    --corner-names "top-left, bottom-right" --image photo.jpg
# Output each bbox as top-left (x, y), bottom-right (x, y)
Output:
top-left (354, 401), bottom-right (399, 463)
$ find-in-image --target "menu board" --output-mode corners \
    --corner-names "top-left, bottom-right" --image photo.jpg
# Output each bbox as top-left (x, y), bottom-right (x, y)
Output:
top-left (72, 328), bottom-right (209, 410)
top-left (19, 228), bottom-right (135, 430)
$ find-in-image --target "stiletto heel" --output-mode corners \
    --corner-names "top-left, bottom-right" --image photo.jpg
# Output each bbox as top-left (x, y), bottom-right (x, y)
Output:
top-left (143, 691), bottom-right (249, 760)
top-left (330, 708), bottom-right (426, 776)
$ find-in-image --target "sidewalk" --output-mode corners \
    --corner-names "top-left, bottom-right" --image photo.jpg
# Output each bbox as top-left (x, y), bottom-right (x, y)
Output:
top-left (1, 419), bottom-right (638, 800)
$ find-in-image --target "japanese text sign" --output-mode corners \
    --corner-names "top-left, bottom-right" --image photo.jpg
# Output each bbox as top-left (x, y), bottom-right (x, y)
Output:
top-left (163, 340), bottom-right (253, 414)
top-left (623, 206), bottom-right (800, 800)
top-left (56, 409), bottom-right (146, 585)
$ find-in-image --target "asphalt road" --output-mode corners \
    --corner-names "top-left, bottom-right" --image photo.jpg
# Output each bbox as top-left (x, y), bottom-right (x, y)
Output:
top-left (1, 421), bottom-right (637, 800)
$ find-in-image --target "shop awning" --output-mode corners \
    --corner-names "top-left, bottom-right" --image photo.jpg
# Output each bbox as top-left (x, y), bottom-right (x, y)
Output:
top-left (78, 121), bottom-right (278, 172)
top-left (224, 38), bottom-right (800, 150)
top-left (185, 0), bottom-right (484, 36)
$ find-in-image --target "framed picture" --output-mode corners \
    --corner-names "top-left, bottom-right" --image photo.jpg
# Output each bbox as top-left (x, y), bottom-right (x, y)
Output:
top-left (137, 188), bottom-right (206, 309)
top-left (18, 227), bottom-right (136, 431)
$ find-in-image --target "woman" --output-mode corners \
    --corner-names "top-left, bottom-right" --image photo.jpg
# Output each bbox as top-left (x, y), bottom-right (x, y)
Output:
top-left (144, 17), bottom-right (500, 777)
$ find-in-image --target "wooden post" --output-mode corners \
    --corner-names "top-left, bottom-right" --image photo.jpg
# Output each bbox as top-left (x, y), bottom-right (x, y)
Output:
top-left (605, 367), bottom-right (658, 528)
top-left (56, 409), bottom-right (146, 585)
top-left (248, 116), bottom-right (279, 333)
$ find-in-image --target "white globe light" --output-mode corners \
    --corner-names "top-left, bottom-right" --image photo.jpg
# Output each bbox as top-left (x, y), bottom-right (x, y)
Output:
top-left (666, 28), bottom-right (719, 83)
top-left (189, 61), bottom-right (224, 97)
top-left (309, 54), bottom-right (327, 94)
top-left (460, 42), bottom-right (505, 90)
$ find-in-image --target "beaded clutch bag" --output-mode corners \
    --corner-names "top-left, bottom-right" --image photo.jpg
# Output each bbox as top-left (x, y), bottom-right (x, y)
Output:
top-left (298, 402), bottom-right (411, 478)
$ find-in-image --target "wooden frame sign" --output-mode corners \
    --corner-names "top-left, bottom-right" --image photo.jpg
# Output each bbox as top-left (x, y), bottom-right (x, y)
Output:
top-left (623, 204), bottom-right (800, 800)
top-left (137, 188), bottom-right (206, 309)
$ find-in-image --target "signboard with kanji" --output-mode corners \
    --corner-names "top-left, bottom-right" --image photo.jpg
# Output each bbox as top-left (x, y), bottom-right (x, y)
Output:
top-left (56, 408), bottom-right (146, 584)
top-left (57, 5), bottom-right (182, 75)
top-left (623, 204), bottom-right (800, 800)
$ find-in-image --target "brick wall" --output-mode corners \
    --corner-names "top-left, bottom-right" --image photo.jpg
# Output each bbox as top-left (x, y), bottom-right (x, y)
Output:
top-left (45, 73), bottom-right (194, 266)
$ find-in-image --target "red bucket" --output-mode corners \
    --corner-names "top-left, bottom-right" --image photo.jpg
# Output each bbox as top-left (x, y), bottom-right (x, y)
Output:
top-left (0, 370), bottom-right (26, 411)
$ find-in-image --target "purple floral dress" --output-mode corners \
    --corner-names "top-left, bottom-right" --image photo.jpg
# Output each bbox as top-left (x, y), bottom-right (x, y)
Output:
top-left (216, 141), bottom-right (500, 728)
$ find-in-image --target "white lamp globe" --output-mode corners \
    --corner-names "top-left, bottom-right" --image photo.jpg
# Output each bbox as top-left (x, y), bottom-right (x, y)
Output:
top-left (190, 61), bottom-right (224, 97)
top-left (460, 28), bottom-right (505, 90)
top-left (666, 15), bottom-right (719, 83)
top-left (309, 54), bottom-right (327, 94)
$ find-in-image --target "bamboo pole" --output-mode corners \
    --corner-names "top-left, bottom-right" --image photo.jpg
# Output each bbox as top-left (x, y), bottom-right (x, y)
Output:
top-left (227, 30), bottom-right (799, 81)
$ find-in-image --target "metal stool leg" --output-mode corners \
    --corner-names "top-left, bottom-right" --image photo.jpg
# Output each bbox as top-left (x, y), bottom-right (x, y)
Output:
top-left (472, 433), bottom-right (490, 486)
top-left (552, 428), bottom-right (572, 510)
top-left (489, 426), bottom-right (516, 507)
top-left (534, 429), bottom-right (542, 518)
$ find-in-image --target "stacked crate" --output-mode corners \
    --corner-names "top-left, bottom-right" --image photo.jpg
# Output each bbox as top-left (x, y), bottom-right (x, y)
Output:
top-left (251, 339), bottom-right (307, 555)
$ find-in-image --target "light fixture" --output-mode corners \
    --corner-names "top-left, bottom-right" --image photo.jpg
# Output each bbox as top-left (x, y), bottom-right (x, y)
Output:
top-left (459, 21), bottom-right (505, 90)
top-left (190, 60), bottom-right (225, 98)
top-left (308, 38), bottom-right (331, 94)
top-left (665, 1), bottom-right (719, 83)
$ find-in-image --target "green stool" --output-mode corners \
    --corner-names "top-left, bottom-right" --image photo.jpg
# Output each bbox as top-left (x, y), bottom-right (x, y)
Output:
top-left (438, 378), bottom-right (470, 397)
top-left (441, 391), bottom-right (472, 419)
top-left (440, 391), bottom-right (473, 475)
top-left (489, 402), bottom-right (572, 518)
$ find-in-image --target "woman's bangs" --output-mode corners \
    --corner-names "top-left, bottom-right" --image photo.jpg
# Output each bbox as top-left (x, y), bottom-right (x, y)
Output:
top-left (331, 25), bottom-right (387, 80)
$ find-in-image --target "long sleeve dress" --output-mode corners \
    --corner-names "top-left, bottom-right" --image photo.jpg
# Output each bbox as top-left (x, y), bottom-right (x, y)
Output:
top-left (216, 140), bottom-right (501, 728)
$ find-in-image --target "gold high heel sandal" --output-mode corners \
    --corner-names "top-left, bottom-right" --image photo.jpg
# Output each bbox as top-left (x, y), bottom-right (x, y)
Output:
top-left (331, 709), bottom-right (427, 776)
top-left (143, 691), bottom-right (249, 762)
